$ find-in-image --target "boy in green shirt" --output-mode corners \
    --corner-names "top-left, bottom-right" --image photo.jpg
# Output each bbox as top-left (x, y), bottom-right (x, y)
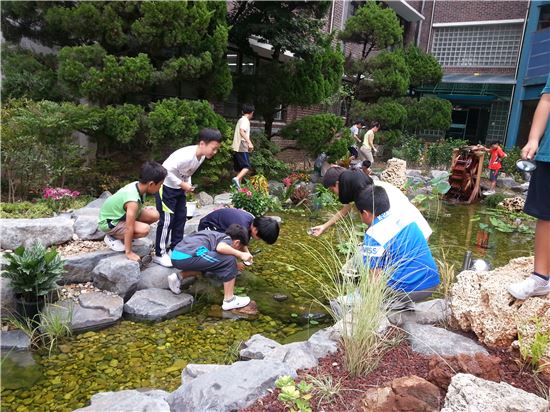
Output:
top-left (98, 161), bottom-right (167, 262)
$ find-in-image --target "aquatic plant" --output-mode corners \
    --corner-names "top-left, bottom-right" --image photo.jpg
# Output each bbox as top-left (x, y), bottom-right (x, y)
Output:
top-left (433, 248), bottom-right (456, 299)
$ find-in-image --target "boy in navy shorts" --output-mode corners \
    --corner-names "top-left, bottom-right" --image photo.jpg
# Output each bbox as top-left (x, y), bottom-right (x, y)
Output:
top-left (231, 104), bottom-right (254, 188)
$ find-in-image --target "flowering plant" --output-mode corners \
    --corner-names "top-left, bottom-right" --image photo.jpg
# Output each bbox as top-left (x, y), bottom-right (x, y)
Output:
top-left (42, 187), bottom-right (80, 212)
top-left (231, 184), bottom-right (272, 217)
top-left (282, 172), bottom-right (310, 204)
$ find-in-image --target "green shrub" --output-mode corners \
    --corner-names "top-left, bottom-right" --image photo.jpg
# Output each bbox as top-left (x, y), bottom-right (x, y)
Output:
top-left (404, 96), bottom-right (452, 133)
top-left (501, 145), bottom-right (523, 181)
top-left (102, 104), bottom-right (145, 144)
top-left (0, 202), bottom-right (54, 219)
top-left (364, 98), bottom-right (407, 130)
top-left (426, 138), bottom-right (469, 168)
top-left (249, 132), bottom-right (290, 179)
top-left (231, 185), bottom-right (273, 217)
top-left (392, 134), bottom-right (424, 165)
top-left (368, 50), bottom-right (409, 97)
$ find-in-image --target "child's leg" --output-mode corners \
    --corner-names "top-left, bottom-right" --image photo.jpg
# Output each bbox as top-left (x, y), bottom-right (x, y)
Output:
top-left (223, 277), bottom-right (237, 300)
top-left (155, 187), bottom-right (180, 257)
top-left (138, 207), bottom-right (160, 224)
top-left (168, 194), bottom-right (187, 251)
top-left (534, 219), bottom-right (550, 276)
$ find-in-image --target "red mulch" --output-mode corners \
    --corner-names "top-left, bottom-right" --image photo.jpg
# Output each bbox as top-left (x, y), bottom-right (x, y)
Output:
top-left (241, 338), bottom-right (549, 412)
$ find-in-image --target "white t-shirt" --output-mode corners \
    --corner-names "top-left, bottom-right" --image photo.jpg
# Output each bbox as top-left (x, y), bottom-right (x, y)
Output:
top-left (374, 181), bottom-right (432, 240)
top-left (162, 145), bottom-right (205, 189)
top-left (232, 115), bottom-right (251, 152)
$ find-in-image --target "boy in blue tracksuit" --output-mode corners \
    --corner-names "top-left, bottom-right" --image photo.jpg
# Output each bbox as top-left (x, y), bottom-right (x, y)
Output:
top-left (355, 185), bottom-right (440, 304)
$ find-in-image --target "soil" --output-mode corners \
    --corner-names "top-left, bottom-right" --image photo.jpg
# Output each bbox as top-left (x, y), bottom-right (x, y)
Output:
top-left (241, 340), bottom-right (550, 412)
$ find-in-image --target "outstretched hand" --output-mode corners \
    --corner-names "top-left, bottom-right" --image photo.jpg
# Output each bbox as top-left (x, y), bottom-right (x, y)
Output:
top-left (521, 140), bottom-right (539, 160)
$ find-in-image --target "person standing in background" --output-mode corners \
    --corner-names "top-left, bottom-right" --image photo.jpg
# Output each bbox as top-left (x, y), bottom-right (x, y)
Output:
top-left (232, 104), bottom-right (255, 189)
top-left (359, 121), bottom-right (379, 164)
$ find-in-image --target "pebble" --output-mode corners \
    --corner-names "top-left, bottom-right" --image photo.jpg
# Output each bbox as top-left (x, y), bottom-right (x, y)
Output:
top-left (58, 282), bottom-right (117, 302)
top-left (273, 293), bottom-right (288, 302)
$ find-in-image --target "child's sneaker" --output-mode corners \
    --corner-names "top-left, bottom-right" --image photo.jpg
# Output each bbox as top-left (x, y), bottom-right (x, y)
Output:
top-left (167, 273), bottom-right (181, 294)
top-left (222, 295), bottom-right (250, 311)
top-left (104, 235), bottom-right (125, 252)
top-left (153, 254), bottom-right (173, 268)
top-left (231, 177), bottom-right (241, 189)
top-left (507, 275), bottom-right (550, 300)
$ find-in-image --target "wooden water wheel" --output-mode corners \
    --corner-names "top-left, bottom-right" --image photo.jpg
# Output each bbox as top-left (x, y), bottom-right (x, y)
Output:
top-left (444, 146), bottom-right (485, 203)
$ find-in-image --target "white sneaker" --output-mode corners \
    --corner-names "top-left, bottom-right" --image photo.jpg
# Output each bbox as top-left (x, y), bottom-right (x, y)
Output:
top-left (104, 235), bottom-right (125, 252)
top-left (222, 295), bottom-right (250, 311)
top-left (153, 254), bottom-right (173, 268)
top-left (482, 190), bottom-right (496, 196)
top-left (507, 275), bottom-right (550, 300)
top-left (167, 273), bottom-right (181, 294)
top-left (232, 177), bottom-right (241, 189)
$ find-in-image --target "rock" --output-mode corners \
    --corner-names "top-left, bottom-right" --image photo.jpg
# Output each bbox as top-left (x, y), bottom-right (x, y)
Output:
top-left (427, 353), bottom-right (503, 390)
top-left (403, 323), bottom-right (488, 356)
top-left (92, 255), bottom-right (141, 299)
top-left (84, 192), bottom-right (111, 209)
top-left (441, 373), bottom-right (549, 412)
top-left (62, 250), bottom-right (120, 284)
top-left (168, 359), bottom-right (296, 412)
top-left (1, 330), bottom-right (31, 351)
top-left (72, 207), bottom-right (101, 217)
top-left (196, 191), bottom-right (213, 206)
top-left (450, 256), bottom-right (549, 370)
top-left (240, 334), bottom-right (282, 360)
top-left (430, 170), bottom-right (449, 180)
top-left (73, 215), bottom-right (105, 241)
top-left (380, 158), bottom-right (408, 190)
top-left (0, 217), bottom-right (74, 249)
top-left (214, 192), bottom-right (232, 206)
top-left (307, 327), bottom-right (339, 359)
top-left (43, 292), bottom-right (124, 333)
top-left (74, 389), bottom-right (170, 412)
top-left (123, 289), bottom-right (193, 321)
top-left (1, 278), bottom-right (16, 313)
top-left (264, 342), bottom-right (318, 370)
top-left (388, 299), bottom-right (451, 326)
top-left (499, 196), bottom-right (525, 213)
top-left (272, 293), bottom-right (288, 302)
top-left (406, 169), bottom-right (424, 178)
top-left (268, 181), bottom-right (285, 197)
top-left (183, 216), bottom-right (201, 235)
top-left (136, 264), bottom-right (174, 290)
top-left (497, 176), bottom-right (516, 189)
top-left (361, 375), bottom-right (442, 412)
top-left (181, 364), bottom-right (229, 386)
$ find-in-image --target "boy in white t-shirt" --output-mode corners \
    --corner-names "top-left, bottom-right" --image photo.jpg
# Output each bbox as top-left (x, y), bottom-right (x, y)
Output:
top-left (153, 128), bottom-right (222, 268)
top-left (231, 104), bottom-right (255, 188)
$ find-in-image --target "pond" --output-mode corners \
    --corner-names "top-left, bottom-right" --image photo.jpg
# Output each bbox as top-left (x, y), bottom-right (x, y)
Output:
top-left (1, 203), bottom-right (534, 411)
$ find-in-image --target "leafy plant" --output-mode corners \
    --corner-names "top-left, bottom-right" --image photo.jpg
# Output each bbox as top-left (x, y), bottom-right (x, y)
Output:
top-left (231, 185), bottom-right (273, 217)
top-left (249, 132), bottom-right (290, 179)
top-left (410, 174), bottom-right (451, 219)
top-left (392, 133), bottom-right (424, 165)
top-left (306, 374), bottom-right (344, 408)
top-left (275, 375), bottom-right (313, 412)
top-left (472, 208), bottom-right (535, 236)
top-left (426, 138), bottom-right (469, 168)
top-left (312, 184), bottom-right (340, 211)
top-left (518, 318), bottom-right (550, 372)
top-left (2, 242), bottom-right (65, 302)
top-left (249, 175), bottom-right (269, 195)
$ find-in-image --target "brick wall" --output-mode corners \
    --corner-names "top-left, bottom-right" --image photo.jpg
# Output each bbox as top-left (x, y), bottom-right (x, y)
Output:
top-left (271, 136), bottom-right (314, 169)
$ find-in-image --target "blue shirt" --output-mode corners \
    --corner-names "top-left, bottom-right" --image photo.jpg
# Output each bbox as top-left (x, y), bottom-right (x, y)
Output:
top-left (363, 211), bottom-right (440, 293)
top-left (198, 208), bottom-right (254, 235)
top-left (535, 74), bottom-right (550, 162)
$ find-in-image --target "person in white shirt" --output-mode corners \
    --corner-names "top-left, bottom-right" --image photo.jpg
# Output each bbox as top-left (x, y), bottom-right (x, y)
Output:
top-left (231, 104), bottom-right (255, 188)
top-left (153, 128), bottom-right (222, 267)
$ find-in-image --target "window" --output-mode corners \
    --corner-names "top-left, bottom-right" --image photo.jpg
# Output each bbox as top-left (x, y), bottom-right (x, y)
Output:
top-left (241, 55), bottom-right (256, 75)
top-left (227, 53), bottom-right (238, 73)
top-left (431, 24), bottom-right (522, 67)
top-left (538, 4), bottom-right (550, 31)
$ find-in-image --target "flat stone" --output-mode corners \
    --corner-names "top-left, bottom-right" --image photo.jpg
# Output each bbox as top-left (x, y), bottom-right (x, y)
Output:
top-left (123, 289), bottom-right (193, 321)
top-left (404, 323), bottom-right (487, 357)
top-left (496, 176), bottom-right (516, 189)
top-left (214, 192), bottom-right (232, 206)
top-left (0, 217), bottom-right (74, 249)
top-left (240, 334), bottom-right (282, 360)
top-left (84, 192), bottom-right (111, 209)
top-left (74, 215), bottom-right (104, 240)
top-left (307, 327), bottom-right (339, 359)
top-left (266, 215), bottom-right (282, 224)
top-left (136, 264), bottom-right (174, 290)
top-left (181, 364), bottom-right (229, 386)
top-left (272, 293), bottom-right (288, 302)
top-left (168, 359), bottom-right (296, 412)
top-left (74, 389), bottom-right (170, 412)
top-left (1, 277), bottom-right (16, 313)
top-left (72, 207), bottom-right (101, 217)
top-left (62, 250), bottom-right (120, 284)
top-left (388, 299), bottom-right (451, 326)
top-left (92, 255), bottom-right (141, 299)
top-left (441, 373), bottom-right (549, 412)
top-left (183, 216), bottom-right (201, 235)
top-left (196, 191), bottom-right (213, 206)
top-left (1, 330), bottom-right (31, 351)
top-left (264, 342), bottom-right (319, 370)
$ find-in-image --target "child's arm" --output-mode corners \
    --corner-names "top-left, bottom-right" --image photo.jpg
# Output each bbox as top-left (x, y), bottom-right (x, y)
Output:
top-left (216, 242), bottom-right (252, 262)
top-left (123, 201), bottom-right (141, 262)
top-left (311, 203), bottom-right (353, 236)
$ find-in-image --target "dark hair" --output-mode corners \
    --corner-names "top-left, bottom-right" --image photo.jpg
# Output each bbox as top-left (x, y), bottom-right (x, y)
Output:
top-left (198, 128), bottom-right (222, 143)
top-left (362, 160), bottom-right (372, 169)
top-left (253, 217), bottom-right (280, 244)
top-left (242, 104), bottom-right (255, 115)
top-left (370, 121), bottom-right (380, 129)
top-left (322, 166), bottom-right (346, 188)
top-left (139, 161), bottom-right (167, 184)
top-left (355, 186), bottom-right (390, 216)
top-left (353, 119), bottom-right (362, 126)
top-left (225, 224), bottom-right (250, 246)
top-left (360, 119), bottom-right (368, 127)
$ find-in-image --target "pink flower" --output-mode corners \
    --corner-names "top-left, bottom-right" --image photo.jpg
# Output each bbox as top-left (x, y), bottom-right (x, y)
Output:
top-left (42, 187), bottom-right (80, 200)
top-left (282, 177), bottom-right (292, 187)
top-left (245, 191), bottom-right (252, 197)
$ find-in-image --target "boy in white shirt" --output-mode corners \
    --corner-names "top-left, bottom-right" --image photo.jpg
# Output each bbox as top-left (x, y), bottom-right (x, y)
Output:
top-left (153, 128), bottom-right (222, 267)
top-left (231, 104), bottom-right (255, 188)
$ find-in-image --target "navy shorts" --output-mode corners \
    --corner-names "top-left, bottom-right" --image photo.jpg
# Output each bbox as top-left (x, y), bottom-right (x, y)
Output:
top-left (233, 152), bottom-right (251, 172)
top-left (489, 169), bottom-right (500, 182)
top-left (524, 160), bottom-right (550, 220)
top-left (172, 252), bottom-right (238, 283)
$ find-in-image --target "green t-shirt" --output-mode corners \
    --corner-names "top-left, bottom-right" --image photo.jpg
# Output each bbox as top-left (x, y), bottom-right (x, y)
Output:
top-left (98, 182), bottom-right (144, 232)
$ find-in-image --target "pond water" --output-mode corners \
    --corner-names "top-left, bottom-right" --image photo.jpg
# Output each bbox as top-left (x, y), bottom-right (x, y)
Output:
top-left (1, 203), bottom-right (534, 411)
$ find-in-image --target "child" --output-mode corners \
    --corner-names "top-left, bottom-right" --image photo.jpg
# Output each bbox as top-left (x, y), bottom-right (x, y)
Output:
top-left (99, 161), bottom-right (167, 262)
top-left (167, 224), bottom-right (252, 310)
top-left (483, 141), bottom-right (507, 195)
top-left (361, 160), bottom-right (372, 176)
top-left (154, 128), bottom-right (222, 268)
top-left (232, 104), bottom-right (255, 189)
top-left (359, 121), bottom-right (379, 163)
top-left (355, 185), bottom-right (440, 303)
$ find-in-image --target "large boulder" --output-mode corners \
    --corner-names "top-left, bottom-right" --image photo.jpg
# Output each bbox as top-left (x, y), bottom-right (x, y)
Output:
top-left (1, 330), bottom-right (31, 351)
top-left (168, 359), bottom-right (296, 412)
top-left (441, 373), bottom-right (549, 412)
top-left (136, 264), bottom-right (174, 290)
top-left (123, 289), bottom-right (193, 321)
top-left (73, 215), bottom-right (104, 241)
top-left (214, 192), bottom-right (232, 206)
top-left (74, 389), bottom-right (170, 412)
top-left (499, 196), bottom-right (526, 213)
top-left (496, 175), bottom-right (517, 189)
top-left (450, 257), bottom-right (549, 370)
top-left (388, 299), bottom-right (451, 326)
top-left (263, 342), bottom-right (319, 370)
top-left (92, 255), bottom-right (141, 299)
top-left (196, 191), bottom-right (213, 206)
top-left (380, 158), bottom-right (408, 190)
top-left (83, 191), bottom-right (111, 209)
top-left (62, 250), bottom-right (119, 284)
top-left (240, 334), bottom-right (282, 360)
top-left (0, 217), bottom-right (74, 249)
top-left (268, 181), bottom-right (285, 198)
top-left (181, 364), bottom-right (229, 386)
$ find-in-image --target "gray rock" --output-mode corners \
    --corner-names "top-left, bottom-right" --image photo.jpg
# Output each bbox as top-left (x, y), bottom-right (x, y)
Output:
top-left (181, 364), bottom-right (229, 386)
top-left (497, 176), bottom-right (516, 189)
top-left (196, 191), bottom-right (214, 206)
top-left (72, 207), bottom-right (101, 218)
top-left (184, 216), bottom-right (201, 235)
top-left (62, 250), bottom-right (120, 284)
top-left (74, 215), bottom-right (104, 241)
top-left (266, 215), bottom-right (282, 225)
top-left (307, 328), bottom-right (339, 359)
top-left (0, 252), bottom-right (9, 270)
top-left (265, 342), bottom-right (318, 370)
top-left (1, 277), bottom-right (16, 313)
top-left (404, 323), bottom-right (487, 356)
top-left (168, 359), bottom-right (296, 412)
top-left (92, 255), bottom-right (141, 299)
top-left (1, 330), bottom-right (31, 351)
top-left (43, 292), bottom-right (124, 333)
top-left (406, 169), bottom-right (424, 178)
top-left (388, 298), bottom-right (451, 326)
top-left (123, 289), bottom-right (193, 321)
top-left (441, 373), bottom-right (549, 412)
top-left (240, 334), bottom-right (282, 360)
top-left (214, 192), bottom-right (232, 206)
top-left (272, 293), bottom-right (288, 302)
top-left (430, 170), bottom-right (449, 180)
top-left (268, 181), bottom-right (285, 197)
top-left (84, 192), bottom-right (111, 209)
top-left (136, 264), bottom-right (174, 290)
top-left (0, 217), bottom-right (74, 249)
top-left (74, 389), bottom-right (170, 412)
